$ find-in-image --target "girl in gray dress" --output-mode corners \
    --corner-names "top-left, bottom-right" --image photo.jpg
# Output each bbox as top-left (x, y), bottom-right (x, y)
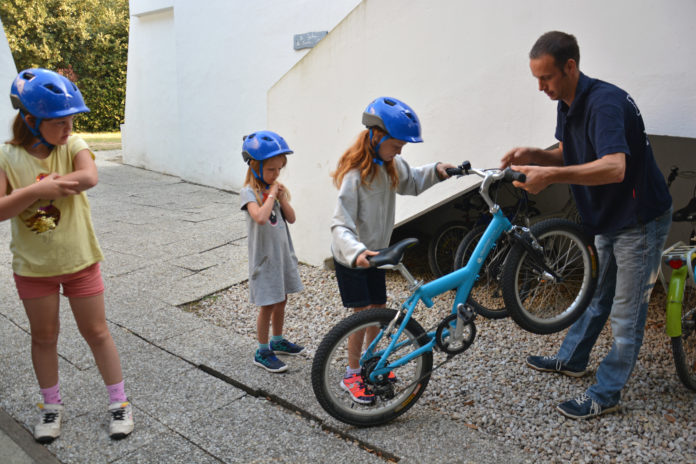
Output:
top-left (241, 131), bottom-right (304, 373)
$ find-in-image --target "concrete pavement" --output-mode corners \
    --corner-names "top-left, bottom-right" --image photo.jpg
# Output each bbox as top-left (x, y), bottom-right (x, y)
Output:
top-left (0, 151), bottom-right (531, 463)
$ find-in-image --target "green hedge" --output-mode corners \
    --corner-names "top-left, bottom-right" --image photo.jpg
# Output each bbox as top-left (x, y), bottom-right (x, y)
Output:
top-left (0, 0), bottom-right (128, 132)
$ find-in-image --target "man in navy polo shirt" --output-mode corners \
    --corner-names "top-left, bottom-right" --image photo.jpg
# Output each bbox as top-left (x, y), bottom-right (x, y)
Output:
top-left (501, 31), bottom-right (672, 419)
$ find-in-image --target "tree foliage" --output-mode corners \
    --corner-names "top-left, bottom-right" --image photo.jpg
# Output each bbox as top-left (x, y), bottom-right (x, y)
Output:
top-left (0, 0), bottom-right (128, 132)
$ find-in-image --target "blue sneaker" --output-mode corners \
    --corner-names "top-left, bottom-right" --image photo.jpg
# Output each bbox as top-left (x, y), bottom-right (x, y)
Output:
top-left (557, 393), bottom-right (619, 419)
top-left (526, 355), bottom-right (587, 378)
top-left (270, 338), bottom-right (305, 356)
top-left (253, 348), bottom-right (287, 373)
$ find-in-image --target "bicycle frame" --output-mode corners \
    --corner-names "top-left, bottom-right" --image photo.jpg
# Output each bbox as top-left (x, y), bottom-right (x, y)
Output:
top-left (363, 171), bottom-right (515, 383)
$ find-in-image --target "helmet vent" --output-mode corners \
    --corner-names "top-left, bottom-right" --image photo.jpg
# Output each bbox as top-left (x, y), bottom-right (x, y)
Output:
top-left (22, 71), bottom-right (35, 80)
top-left (383, 98), bottom-right (396, 107)
top-left (261, 136), bottom-right (273, 141)
top-left (44, 83), bottom-right (63, 95)
top-left (404, 112), bottom-right (416, 122)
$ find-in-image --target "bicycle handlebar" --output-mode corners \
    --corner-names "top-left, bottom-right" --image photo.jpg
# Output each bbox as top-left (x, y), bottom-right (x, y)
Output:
top-left (446, 162), bottom-right (526, 184)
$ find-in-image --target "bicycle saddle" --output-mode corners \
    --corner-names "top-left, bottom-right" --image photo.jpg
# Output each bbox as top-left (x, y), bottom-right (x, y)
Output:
top-left (673, 197), bottom-right (696, 222)
top-left (369, 238), bottom-right (419, 267)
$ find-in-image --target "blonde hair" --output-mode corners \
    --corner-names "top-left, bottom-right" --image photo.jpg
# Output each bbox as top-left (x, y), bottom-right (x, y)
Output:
top-left (243, 154), bottom-right (290, 204)
top-left (331, 128), bottom-right (399, 189)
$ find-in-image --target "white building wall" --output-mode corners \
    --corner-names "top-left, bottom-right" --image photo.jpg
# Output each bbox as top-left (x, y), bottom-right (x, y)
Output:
top-left (0, 18), bottom-right (17, 141)
top-left (123, 0), bottom-right (362, 190)
top-left (268, 0), bottom-right (696, 266)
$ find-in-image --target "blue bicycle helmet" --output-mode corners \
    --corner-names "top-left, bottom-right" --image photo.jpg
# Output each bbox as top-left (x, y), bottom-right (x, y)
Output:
top-left (362, 97), bottom-right (422, 165)
top-left (242, 130), bottom-right (293, 186)
top-left (10, 68), bottom-right (90, 149)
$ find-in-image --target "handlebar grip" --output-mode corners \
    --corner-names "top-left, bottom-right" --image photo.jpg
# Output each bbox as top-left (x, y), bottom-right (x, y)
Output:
top-left (503, 167), bottom-right (526, 183)
top-left (446, 167), bottom-right (463, 177)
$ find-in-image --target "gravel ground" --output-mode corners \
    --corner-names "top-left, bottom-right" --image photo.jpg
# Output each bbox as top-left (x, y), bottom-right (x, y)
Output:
top-left (184, 248), bottom-right (696, 464)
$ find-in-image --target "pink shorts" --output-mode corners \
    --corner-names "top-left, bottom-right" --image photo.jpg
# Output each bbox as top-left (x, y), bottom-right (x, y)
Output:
top-left (13, 262), bottom-right (105, 300)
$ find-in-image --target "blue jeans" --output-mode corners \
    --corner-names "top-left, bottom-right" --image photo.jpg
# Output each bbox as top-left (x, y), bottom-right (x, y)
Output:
top-left (557, 208), bottom-right (672, 406)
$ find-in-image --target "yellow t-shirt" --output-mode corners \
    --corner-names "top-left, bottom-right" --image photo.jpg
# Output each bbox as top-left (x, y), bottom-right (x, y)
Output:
top-left (0, 136), bottom-right (104, 277)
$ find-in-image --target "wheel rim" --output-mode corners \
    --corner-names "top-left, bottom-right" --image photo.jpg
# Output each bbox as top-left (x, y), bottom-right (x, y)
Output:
top-left (512, 229), bottom-right (592, 324)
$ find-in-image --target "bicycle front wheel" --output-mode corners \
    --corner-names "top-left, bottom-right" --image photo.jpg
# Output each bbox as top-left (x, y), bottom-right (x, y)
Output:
top-left (672, 284), bottom-right (696, 390)
top-left (428, 221), bottom-right (469, 277)
top-left (501, 218), bottom-right (598, 334)
top-left (454, 225), bottom-right (510, 319)
top-left (311, 308), bottom-right (433, 427)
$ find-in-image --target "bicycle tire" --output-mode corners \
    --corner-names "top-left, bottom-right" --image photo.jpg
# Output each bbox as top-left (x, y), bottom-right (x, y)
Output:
top-left (501, 218), bottom-right (598, 334)
top-left (311, 308), bottom-right (433, 427)
top-left (453, 225), bottom-right (509, 319)
top-left (671, 284), bottom-right (696, 390)
top-left (428, 221), bottom-right (470, 277)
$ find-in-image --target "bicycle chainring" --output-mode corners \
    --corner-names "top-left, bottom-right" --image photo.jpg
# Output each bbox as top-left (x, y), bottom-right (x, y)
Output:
top-left (435, 314), bottom-right (476, 355)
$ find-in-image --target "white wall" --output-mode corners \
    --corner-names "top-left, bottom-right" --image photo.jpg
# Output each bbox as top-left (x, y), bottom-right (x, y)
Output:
top-left (0, 18), bottom-right (17, 141)
top-left (123, 0), bottom-right (361, 189)
top-left (268, 0), bottom-right (696, 266)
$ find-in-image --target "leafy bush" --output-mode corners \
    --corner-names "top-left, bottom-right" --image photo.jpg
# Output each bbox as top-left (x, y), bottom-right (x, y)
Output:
top-left (0, 0), bottom-right (128, 132)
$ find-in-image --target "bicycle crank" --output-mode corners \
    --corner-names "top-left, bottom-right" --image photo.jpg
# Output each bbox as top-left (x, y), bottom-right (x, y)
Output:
top-left (435, 312), bottom-right (476, 355)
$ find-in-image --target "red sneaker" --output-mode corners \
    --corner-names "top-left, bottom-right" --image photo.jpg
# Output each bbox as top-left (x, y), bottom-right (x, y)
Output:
top-left (341, 374), bottom-right (375, 404)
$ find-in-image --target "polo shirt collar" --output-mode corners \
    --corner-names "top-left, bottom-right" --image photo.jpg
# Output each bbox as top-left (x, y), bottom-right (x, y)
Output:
top-left (560, 72), bottom-right (594, 118)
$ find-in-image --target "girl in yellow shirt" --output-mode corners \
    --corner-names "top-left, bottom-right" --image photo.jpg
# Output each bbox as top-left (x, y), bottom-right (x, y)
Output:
top-left (0, 69), bottom-right (133, 443)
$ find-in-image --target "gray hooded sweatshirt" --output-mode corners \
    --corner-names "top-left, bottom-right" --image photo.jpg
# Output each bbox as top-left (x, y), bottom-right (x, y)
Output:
top-left (331, 156), bottom-right (441, 268)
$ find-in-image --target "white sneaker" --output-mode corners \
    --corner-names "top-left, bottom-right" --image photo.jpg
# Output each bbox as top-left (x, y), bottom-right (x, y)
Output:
top-left (34, 403), bottom-right (64, 443)
top-left (108, 401), bottom-right (134, 439)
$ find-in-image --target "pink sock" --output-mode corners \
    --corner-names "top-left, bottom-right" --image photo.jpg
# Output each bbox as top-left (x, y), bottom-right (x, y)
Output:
top-left (40, 382), bottom-right (62, 405)
top-left (106, 380), bottom-right (127, 404)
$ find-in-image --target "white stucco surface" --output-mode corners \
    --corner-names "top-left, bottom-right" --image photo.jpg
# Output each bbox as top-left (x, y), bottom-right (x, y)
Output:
top-left (268, 0), bottom-right (696, 265)
top-left (0, 18), bottom-right (17, 141)
top-left (123, 0), bottom-right (362, 190)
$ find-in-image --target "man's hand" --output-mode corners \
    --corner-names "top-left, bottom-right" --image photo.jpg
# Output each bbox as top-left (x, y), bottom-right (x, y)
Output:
top-left (509, 165), bottom-right (551, 194)
top-left (500, 147), bottom-right (536, 169)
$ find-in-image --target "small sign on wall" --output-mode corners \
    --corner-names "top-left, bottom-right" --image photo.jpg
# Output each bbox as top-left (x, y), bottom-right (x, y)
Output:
top-left (294, 31), bottom-right (328, 50)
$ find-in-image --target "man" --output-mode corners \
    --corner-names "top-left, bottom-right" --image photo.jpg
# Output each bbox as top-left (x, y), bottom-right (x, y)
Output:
top-left (501, 31), bottom-right (672, 419)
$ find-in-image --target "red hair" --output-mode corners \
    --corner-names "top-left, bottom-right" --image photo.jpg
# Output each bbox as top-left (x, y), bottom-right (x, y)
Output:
top-left (331, 129), bottom-right (399, 189)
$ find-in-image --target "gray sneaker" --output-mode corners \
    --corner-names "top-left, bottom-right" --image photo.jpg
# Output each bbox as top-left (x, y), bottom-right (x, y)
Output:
top-left (526, 355), bottom-right (587, 378)
top-left (108, 401), bottom-right (134, 439)
top-left (34, 403), bottom-right (63, 443)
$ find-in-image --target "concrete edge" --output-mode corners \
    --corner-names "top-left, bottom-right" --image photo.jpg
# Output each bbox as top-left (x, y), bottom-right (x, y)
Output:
top-left (0, 408), bottom-right (61, 464)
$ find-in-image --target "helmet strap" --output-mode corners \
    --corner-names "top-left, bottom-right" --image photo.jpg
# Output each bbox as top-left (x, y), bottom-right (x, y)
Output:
top-left (369, 128), bottom-right (389, 166)
top-left (20, 111), bottom-right (54, 151)
top-left (250, 160), bottom-right (270, 188)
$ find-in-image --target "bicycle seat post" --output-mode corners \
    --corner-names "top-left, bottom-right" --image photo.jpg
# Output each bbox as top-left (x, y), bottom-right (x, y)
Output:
top-left (390, 262), bottom-right (421, 291)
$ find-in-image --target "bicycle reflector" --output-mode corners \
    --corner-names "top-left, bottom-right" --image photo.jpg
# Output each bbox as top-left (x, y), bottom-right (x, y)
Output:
top-left (667, 257), bottom-right (686, 269)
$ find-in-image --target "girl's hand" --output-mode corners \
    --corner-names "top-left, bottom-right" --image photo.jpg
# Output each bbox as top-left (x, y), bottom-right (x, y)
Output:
top-left (436, 162), bottom-right (456, 180)
top-left (33, 173), bottom-right (79, 199)
top-left (276, 183), bottom-right (288, 201)
top-left (268, 182), bottom-right (280, 200)
top-left (356, 250), bottom-right (379, 268)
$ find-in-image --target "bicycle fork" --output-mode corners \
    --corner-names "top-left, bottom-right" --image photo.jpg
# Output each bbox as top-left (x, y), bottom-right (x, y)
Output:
top-left (508, 227), bottom-right (562, 282)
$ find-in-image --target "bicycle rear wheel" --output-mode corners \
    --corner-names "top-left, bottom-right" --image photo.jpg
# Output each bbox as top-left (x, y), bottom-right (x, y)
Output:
top-left (311, 308), bottom-right (433, 426)
top-left (672, 284), bottom-right (696, 390)
top-left (454, 225), bottom-right (509, 319)
top-left (501, 218), bottom-right (598, 334)
top-left (428, 221), bottom-right (469, 277)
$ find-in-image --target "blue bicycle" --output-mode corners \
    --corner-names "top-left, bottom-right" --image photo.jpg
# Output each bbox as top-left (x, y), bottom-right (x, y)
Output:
top-left (312, 162), bottom-right (598, 426)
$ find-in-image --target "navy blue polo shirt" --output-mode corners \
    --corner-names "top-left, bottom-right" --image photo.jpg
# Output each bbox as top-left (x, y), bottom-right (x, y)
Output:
top-left (555, 73), bottom-right (671, 235)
